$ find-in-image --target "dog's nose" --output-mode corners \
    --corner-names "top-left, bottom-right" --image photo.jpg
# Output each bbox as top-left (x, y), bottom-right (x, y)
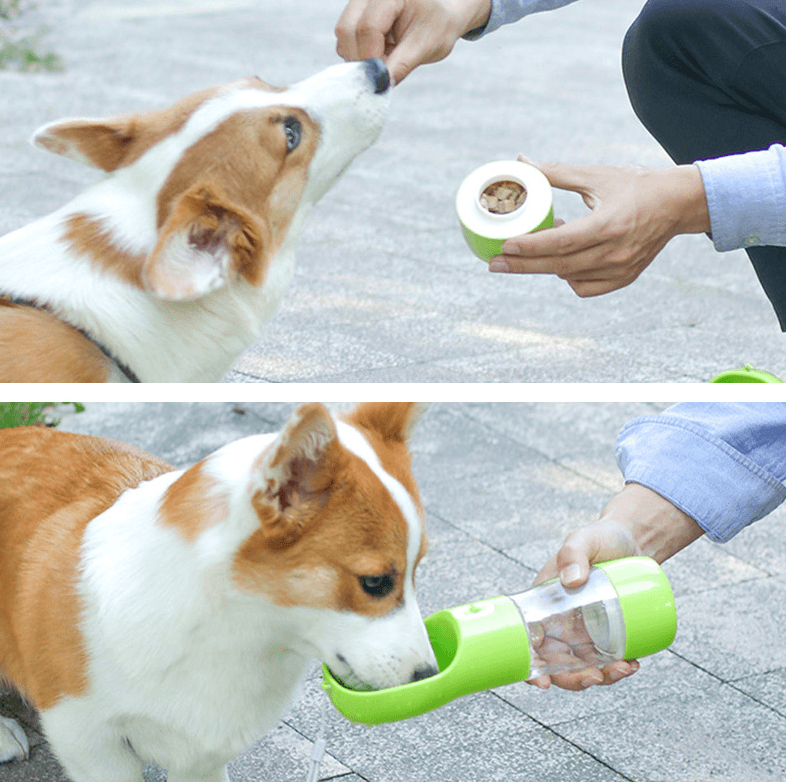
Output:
top-left (363, 58), bottom-right (390, 94)
top-left (411, 663), bottom-right (438, 682)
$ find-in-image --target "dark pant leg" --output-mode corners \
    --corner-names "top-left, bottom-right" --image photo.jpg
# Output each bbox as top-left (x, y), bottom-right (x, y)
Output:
top-left (622, 0), bottom-right (786, 328)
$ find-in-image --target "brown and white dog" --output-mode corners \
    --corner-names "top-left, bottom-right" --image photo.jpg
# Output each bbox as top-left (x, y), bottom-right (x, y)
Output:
top-left (0, 402), bottom-right (436, 782)
top-left (0, 60), bottom-right (390, 382)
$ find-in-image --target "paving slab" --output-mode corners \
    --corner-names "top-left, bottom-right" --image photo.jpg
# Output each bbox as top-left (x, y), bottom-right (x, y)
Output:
top-left (554, 673), bottom-right (786, 782)
top-left (1, 1), bottom-right (784, 382)
top-left (1, 402), bottom-right (783, 782)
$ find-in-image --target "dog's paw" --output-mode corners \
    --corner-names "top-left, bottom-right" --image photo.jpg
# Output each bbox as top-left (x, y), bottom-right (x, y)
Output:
top-left (0, 717), bottom-right (29, 762)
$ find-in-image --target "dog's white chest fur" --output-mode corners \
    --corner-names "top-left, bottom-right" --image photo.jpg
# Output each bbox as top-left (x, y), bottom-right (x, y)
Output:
top-left (66, 471), bottom-right (312, 766)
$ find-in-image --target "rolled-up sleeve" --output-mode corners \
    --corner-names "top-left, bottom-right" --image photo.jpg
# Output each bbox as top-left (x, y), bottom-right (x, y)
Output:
top-left (616, 403), bottom-right (786, 542)
top-left (695, 144), bottom-right (786, 252)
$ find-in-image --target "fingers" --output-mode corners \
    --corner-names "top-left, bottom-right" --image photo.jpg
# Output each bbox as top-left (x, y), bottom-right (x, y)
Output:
top-left (549, 660), bottom-right (640, 690)
top-left (488, 217), bottom-right (613, 288)
top-left (336, 0), bottom-right (403, 62)
top-left (336, 0), bottom-right (483, 84)
top-left (527, 660), bottom-right (641, 691)
top-left (499, 207), bottom-right (608, 265)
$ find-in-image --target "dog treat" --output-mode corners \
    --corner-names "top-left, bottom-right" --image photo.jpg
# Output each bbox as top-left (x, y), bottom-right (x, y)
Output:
top-left (480, 180), bottom-right (527, 214)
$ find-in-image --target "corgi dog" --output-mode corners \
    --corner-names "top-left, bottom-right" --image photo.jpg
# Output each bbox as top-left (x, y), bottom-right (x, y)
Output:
top-left (0, 59), bottom-right (390, 382)
top-left (0, 402), bottom-right (437, 782)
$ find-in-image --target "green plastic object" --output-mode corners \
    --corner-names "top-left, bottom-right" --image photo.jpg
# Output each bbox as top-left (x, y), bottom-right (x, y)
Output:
top-left (322, 557), bottom-right (676, 725)
top-left (458, 209), bottom-right (554, 262)
top-left (594, 557), bottom-right (677, 660)
top-left (710, 364), bottom-right (782, 383)
top-left (322, 595), bottom-right (529, 725)
top-left (455, 159), bottom-right (555, 262)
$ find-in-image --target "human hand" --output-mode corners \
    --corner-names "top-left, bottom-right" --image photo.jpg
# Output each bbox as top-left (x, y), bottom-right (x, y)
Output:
top-left (528, 515), bottom-right (643, 691)
top-left (488, 159), bottom-right (710, 297)
top-left (335, 0), bottom-right (492, 85)
top-left (528, 483), bottom-right (703, 691)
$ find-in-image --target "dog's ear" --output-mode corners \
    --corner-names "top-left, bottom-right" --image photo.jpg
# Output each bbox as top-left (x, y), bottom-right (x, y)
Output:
top-left (250, 404), bottom-right (341, 549)
top-left (142, 184), bottom-right (271, 301)
top-left (31, 116), bottom-right (144, 172)
top-left (346, 402), bottom-right (430, 443)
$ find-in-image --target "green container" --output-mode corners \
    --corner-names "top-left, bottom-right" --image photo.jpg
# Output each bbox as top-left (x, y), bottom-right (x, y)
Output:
top-left (710, 364), bottom-right (782, 383)
top-left (323, 556), bottom-right (676, 725)
top-left (455, 160), bottom-right (555, 262)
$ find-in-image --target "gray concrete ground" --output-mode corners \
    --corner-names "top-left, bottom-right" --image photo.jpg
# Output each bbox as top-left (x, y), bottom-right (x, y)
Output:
top-left (1, 0), bottom-right (784, 382)
top-left (1, 402), bottom-right (785, 782)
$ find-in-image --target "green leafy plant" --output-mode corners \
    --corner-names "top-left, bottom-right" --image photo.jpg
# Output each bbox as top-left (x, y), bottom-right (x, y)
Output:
top-left (0, 403), bottom-right (84, 429)
top-left (0, 1), bottom-right (62, 72)
top-left (0, 34), bottom-right (61, 71)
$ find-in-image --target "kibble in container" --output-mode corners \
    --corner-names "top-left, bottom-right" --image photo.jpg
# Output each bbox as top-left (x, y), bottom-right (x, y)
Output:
top-left (456, 160), bottom-right (554, 261)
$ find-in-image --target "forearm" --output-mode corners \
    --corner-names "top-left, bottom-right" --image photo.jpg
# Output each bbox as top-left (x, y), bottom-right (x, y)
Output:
top-left (654, 164), bottom-right (710, 236)
top-left (598, 483), bottom-right (705, 564)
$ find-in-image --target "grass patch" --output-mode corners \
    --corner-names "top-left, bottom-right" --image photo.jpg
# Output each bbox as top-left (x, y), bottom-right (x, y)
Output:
top-left (0, 403), bottom-right (84, 428)
top-left (0, 0), bottom-right (62, 72)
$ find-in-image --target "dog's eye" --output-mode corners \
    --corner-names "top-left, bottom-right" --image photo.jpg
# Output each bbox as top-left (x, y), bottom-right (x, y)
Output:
top-left (359, 574), bottom-right (395, 598)
top-left (283, 117), bottom-right (301, 152)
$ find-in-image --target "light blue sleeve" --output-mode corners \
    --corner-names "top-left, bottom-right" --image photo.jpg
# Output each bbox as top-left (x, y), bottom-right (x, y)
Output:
top-left (615, 403), bottom-right (786, 542)
top-left (464, 0), bottom-right (582, 40)
top-left (694, 144), bottom-right (786, 252)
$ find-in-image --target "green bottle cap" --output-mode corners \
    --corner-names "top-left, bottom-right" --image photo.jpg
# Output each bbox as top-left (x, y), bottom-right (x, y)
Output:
top-left (594, 556), bottom-right (677, 659)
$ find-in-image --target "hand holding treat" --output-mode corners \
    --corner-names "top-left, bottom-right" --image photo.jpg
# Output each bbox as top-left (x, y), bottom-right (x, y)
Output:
top-left (335, 0), bottom-right (492, 84)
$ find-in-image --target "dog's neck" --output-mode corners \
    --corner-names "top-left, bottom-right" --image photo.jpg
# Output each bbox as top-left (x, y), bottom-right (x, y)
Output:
top-left (0, 183), bottom-right (303, 382)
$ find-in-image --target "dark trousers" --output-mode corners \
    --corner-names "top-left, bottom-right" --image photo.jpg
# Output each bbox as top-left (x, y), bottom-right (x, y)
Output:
top-left (622, 0), bottom-right (786, 329)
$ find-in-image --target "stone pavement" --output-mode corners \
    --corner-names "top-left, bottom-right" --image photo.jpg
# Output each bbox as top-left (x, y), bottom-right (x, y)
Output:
top-left (2, 401), bottom-right (785, 782)
top-left (0, 0), bottom-right (784, 382)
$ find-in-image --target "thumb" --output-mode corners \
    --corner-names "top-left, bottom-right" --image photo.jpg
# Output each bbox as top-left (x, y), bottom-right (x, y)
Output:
top-left (556, 541), bottom-right (592, 589)
top-left (554, 522), bottom-right (612, 588)
top-left (385, 50), bottom-right (417, 85)
top-left (385, 26), bottom-right (430, 84)
top-left (385, 21), bottom-right (458, 84)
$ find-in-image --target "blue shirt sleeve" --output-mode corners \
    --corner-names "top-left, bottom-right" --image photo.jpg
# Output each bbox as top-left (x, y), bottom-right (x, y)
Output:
top-left (463, 0), bottom-right (581, 40)
top-left (695, 144), bottom-right (786, 252)
top-left (615, 403), bottom-right (786, 542)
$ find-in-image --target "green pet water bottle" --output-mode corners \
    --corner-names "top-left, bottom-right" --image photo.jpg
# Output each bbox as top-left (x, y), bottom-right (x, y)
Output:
top-left (323, 556), bottom-right (676, 724)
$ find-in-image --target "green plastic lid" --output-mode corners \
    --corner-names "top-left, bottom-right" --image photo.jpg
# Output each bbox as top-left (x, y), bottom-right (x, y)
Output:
top-left (322, 595), bottom-right (529, 725)
top-left (710, 364), bottom-right (782, 383)
top-left (595, 556), bottom-right (677, 659)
